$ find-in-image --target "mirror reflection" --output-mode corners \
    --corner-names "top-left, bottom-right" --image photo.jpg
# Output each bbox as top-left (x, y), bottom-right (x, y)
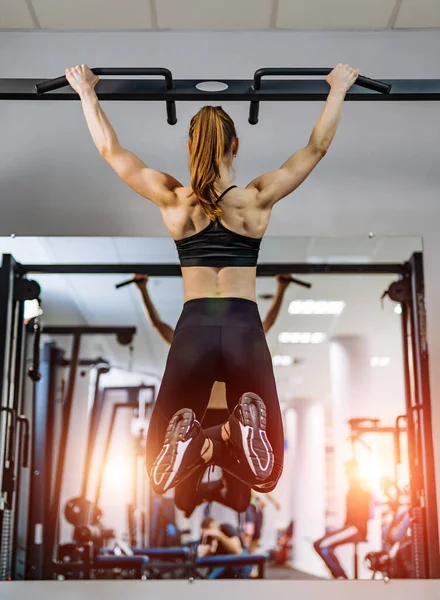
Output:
top-left (0, 234), bottom-right (428, 581)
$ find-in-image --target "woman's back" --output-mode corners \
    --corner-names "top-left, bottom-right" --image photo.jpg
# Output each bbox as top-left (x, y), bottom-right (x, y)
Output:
top-left (162, 185), bottom-right (272, 302)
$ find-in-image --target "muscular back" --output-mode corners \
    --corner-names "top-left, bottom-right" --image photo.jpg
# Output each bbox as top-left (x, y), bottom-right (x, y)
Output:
top-left (161, 185), bottom-right (272, 241)
top-left (159, 185), bottom-right (272, 303)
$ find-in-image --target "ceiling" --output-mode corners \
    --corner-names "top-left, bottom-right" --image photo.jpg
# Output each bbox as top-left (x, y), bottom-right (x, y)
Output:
top-left (1, 0), bottom-right (439, 31)
top-left (0, 234), bottom-right (420, 421)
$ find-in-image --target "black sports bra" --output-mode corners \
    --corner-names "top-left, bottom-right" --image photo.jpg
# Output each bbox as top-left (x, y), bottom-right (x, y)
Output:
top-left (175, 186), bottom-right (262, 268)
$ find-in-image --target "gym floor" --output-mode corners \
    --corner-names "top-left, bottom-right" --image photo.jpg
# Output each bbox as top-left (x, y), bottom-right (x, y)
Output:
top-left (266, 566), bottom-right (322, 580)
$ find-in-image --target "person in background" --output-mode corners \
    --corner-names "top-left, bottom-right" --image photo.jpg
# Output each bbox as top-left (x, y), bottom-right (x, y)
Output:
top-left (198, 516), bottom-right (252, 579)
top-left (243, 490), bottom-right (281, 554)
top-left (314, 458), bottom-right (373, 579)
top-left (134, 273), bottom-right (293, 517)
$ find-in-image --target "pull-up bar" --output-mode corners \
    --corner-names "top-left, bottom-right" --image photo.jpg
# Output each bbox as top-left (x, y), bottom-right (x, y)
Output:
top-left (249, 67), bottom-right (391, 124)
top-left (1, 65), bottom-right (439, 125)
top-left (35, 67), bottom-right (178, 125)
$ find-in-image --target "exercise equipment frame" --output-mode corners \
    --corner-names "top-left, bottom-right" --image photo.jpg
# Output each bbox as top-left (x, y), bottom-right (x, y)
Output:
top-left (1, 66), bottom-right (440, 126)
top-left (0, 251), bottom-right (439, 581)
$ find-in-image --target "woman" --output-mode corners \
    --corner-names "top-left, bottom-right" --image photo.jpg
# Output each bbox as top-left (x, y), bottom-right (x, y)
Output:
top-left (66, 62), bottom-right (359, 497)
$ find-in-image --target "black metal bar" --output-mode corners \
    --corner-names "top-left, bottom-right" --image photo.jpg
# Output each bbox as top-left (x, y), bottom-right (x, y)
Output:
top-left (401, 299), bottom-right (419, 507)
top-left (34, 68), bottom-right (177, 125)
top-left (27, 319), bottom-right (41, 383)
top-left (1, 78), bottom-right (439, 106)
top-left (47, 334), bottom-right (81, 566)
top-left (26, 343), bottom-right (56, 579)
top-left (20, 262), bottom-right (407, 276)
top-left (0, 255), bottom-right (17, 581)
top-left (42, 325), bottom-right (136, 336)
top-left (35, 67), bottom-right (174, 94)
top-left (0, 255), bottom-right (15, 480)
top-left (253, 68), bottom-right (391, 94)
top-left (409, 252), bottom-right (440, 578)
top-left (9, 297), bottom-right (25, 581)
top-left (250, 68), bottom-right (391, 124)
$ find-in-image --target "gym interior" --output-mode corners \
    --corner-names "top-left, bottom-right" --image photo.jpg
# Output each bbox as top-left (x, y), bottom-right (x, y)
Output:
top-left (1, 3), bottom-right (440, 600)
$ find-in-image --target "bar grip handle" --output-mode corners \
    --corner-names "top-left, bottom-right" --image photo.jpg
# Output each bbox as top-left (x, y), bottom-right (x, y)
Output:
top-left (249, 67), bottom-right (392, 124)
top-left (115, 277), bottom-right (137, 290)
top-left (35, 68), bottom-right (177, 125)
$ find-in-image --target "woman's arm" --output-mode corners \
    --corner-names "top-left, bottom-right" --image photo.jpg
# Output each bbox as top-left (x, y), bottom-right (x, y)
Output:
top-left (215, 533), bottom-right (242, 556)
top-left (247, 63), bottom-right (360, 207)
top-left (65, 64), bottom-right (182, 206)
top-left (134, 275), bottom-right (174, 344)
top-left (265, 492), bottom-right (281, 511)
top-left (262, 275), bottom-right (291, 334)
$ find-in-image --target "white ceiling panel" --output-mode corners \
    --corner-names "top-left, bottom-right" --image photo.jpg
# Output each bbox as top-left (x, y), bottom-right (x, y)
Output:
top-left (0, 0), bottom-right (34, 29)
top-left (156, 0), bottom-right (273, 30)
top-left (31, 0), bottom-right (153, 30)
top-left (395, 0), bottom-right (440, 29)
top-left (277, 0), bottom-right (397, 30)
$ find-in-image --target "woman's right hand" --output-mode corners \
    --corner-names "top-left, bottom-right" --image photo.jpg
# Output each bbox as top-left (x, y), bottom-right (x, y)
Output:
top-left (65, 64), bottom-right (99, 96)
top-left (134, 273), bottom-right (149, 289)
top-left (326, 63), bottom-right (360, 94)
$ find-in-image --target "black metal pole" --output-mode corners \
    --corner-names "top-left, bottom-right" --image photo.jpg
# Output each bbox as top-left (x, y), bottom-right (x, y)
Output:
top-left (0, 254), bottom-right (17, 581)
top-left (47, 333), bottom-right (81, 564)
top-left (409, 252), bottom-right (440, 578)
top-left (26, 343), bottom-right (57, 580)
top-left (9, 299), bottom-right (25, 581)
top-left (2, 77), bottom-right (440, 107)
top-left (20, 262), bottom-right (407, 276)
top-left (400, 301), bottom-right (419, 507)
top-left (0, 256), bottom-right (15, 488)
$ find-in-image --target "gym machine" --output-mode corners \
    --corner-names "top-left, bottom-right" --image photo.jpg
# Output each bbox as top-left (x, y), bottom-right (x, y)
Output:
top-left (1, 250), bottom-right (439, 579)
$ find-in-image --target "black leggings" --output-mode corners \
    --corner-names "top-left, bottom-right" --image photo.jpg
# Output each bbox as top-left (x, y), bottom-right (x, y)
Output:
top-left (146, 297), bottom-right (284, 493)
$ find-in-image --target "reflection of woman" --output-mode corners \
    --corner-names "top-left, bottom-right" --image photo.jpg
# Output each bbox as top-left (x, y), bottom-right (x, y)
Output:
top-left (134, 273), bottom-right (292, 516)
top-left (67, 62), bottom-right (358, 498)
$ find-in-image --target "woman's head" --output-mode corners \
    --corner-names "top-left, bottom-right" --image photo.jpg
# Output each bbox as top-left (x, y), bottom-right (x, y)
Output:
top-left (188, 106), bottom-right (238, 221)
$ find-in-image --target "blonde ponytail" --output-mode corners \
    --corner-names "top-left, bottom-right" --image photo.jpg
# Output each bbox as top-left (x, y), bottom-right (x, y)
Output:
top-left (189, 106), bottom-right (237, 221)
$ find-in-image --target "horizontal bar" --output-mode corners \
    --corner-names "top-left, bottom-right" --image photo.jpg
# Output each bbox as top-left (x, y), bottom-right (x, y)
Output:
top-left (42, 326), bottom-right (136, 335)
top-left (1, 78), bottom-right (440, 102)
top-left (351, 427), bottom-right (406, 434)
top-left (21, 263), bottom-right (407, 275)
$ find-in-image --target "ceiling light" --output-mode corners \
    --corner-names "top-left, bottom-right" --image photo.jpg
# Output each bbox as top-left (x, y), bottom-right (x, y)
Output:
top-left (288, 300), bottom-right (345, 315)
top-left (394, 305), bottom-right (402, 315)
top-left (278, 332), bottom-right (326, 344)
top-left (272, 355), bottom-right (293, 367)
top-left (371, 357), bottom-right (391, 368)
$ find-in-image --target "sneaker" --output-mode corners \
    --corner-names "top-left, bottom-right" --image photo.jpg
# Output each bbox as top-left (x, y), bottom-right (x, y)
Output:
top-left (150, 408), bottom-right (208, 494)
top-left (228, 393), bottom-right (274, 480)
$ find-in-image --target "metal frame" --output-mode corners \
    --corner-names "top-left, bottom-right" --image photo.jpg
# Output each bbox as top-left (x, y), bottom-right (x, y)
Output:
top-left (19, 262), bottom-right (407, 276)
top-left (1, 65), bottom-right (440, 128)
top-left (408, 253), bottom-right (440, 577)
top-left (26, 342), bottom-right (60, 580)
top-left (1, 77), bottom-right (440, 103)
top-left (1, 251), bottom-right (440, 580)
top-left (36, 325), bottom-right (138, 568)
